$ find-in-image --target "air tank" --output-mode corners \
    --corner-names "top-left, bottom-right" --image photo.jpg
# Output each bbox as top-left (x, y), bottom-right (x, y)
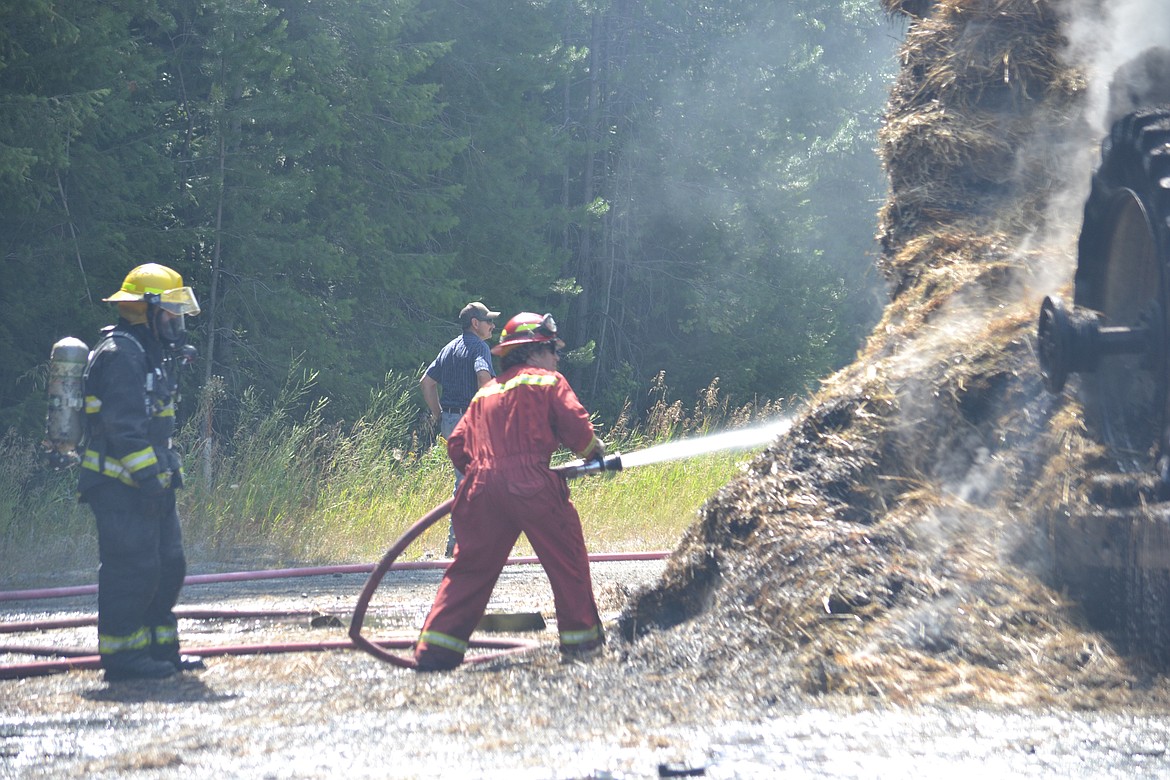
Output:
top-left (44, 336), bottom-right (89, 467)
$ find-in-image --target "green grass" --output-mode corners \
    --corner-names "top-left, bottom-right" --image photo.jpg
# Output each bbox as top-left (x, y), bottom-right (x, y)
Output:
top-left (566, 454), bottom-right (746, 552)
top-left (0, 372), bottom-right (780, 583)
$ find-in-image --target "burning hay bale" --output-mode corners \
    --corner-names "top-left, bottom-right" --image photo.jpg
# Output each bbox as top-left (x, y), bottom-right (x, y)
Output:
top-left (878, 0), bottom-right (1080, 258)
top-left (619, 0), bottom-right (1170, 706)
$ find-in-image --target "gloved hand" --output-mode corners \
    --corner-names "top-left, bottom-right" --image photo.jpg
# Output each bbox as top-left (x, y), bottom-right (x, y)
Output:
top-left (138, 472), bottom-right (173, 517)
top-left (588, 439), bottom-right (607, 465)
top-left (167, 450), bottom-right (185, 490)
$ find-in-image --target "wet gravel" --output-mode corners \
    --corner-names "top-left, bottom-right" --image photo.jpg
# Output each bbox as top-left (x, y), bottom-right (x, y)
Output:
top-left (4, 559), bottom-right (1170, 779)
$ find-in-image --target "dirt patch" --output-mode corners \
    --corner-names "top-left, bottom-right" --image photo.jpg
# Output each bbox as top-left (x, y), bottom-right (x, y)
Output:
top-left (7, 562), bottom-right (1170, 778)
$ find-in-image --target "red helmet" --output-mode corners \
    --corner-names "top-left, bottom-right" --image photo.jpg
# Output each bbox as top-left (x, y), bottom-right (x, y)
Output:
top-left (491, 312), bottom-right (565, 356)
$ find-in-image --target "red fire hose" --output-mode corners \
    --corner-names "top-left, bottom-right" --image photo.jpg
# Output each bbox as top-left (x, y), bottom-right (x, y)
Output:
top-left (345, 497), bottom-right (555, 669)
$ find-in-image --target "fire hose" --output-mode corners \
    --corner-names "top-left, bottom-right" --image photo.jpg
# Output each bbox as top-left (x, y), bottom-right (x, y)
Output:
top-left (0, 455), bottom-right (635, 679)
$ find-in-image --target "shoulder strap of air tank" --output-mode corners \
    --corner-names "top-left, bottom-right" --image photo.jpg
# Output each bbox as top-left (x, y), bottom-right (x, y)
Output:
top-left (106, 328), bottom-right (146, 355)
top-left (84, 327), bottom-right (146, 377)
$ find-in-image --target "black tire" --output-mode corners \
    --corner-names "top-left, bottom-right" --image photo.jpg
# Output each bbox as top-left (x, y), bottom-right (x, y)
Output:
top-left (1072, 107), bottom-right (1170, 470)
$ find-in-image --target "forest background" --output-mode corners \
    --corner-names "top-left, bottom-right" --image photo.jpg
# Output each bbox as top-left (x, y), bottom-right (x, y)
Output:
top-left (0, 0), bottom-right (900, 570)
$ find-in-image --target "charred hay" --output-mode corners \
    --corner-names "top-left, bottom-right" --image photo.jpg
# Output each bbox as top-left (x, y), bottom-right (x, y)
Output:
top-left (619, 0), bottom-right (1170, 707)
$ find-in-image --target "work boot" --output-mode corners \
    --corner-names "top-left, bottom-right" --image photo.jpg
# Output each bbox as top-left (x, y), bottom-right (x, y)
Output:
top-left (151, 625), bottom-right (207, 672)
top-left (151, 644), bottom-right (207, 672)
top-left (102, 649), bottom-right (177, 682)
top-left (560, 629), bottom-right (605, 664)
top-left (560, 643), bottom-right (604, 664)
top-left (413, 642), bottom-right (463, 672)
top-left (157, 652), bottom-right (206, 672)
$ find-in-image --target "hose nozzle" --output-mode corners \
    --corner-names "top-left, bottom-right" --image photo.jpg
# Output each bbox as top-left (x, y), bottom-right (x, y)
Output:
top-left (554, 453), bottom-right (623, 480)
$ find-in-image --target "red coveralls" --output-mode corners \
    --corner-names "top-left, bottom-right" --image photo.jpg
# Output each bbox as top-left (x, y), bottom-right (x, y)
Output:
top-left (414, 364), bottom-right (604, 670)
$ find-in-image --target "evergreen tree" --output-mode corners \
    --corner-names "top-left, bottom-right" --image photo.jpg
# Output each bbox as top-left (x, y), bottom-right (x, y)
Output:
top-left (407, 0), bottom-right (575, 341)
top-left (0, 0), bottom-right (176, 431)
top-left (0, 0), bottom-right (899, 437)
top-left (141, 0), bottom-right (460, 421)
top-left (554, 0), bottom-right (896, 412)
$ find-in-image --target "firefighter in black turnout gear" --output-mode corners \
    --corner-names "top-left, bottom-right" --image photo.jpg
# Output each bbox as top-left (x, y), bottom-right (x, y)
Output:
top-left (79, 264), bottom-right (203, 682)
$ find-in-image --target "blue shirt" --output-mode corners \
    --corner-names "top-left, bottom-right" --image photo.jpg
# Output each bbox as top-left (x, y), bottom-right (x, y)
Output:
top-left (424, 332), bottom-right (495, 410)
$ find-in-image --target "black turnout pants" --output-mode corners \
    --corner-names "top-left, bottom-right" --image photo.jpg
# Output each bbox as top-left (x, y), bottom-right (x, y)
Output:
top-left (86, 480), bottom-right (186, 651)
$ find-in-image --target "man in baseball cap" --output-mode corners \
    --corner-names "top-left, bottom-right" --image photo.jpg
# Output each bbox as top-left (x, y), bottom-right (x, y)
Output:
top-left (421, 301), bottom-right (500, 555)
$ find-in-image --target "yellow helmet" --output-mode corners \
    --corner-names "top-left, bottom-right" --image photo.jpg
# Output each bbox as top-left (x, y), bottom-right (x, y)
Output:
top-left (103, 263), bottom-right (200, 316)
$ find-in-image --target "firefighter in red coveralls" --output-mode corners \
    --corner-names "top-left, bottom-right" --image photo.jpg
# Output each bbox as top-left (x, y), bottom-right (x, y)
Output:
top-left (79, 264), bottom-right (204, 682)
top-left (413, 312), bottom-right (607, 671)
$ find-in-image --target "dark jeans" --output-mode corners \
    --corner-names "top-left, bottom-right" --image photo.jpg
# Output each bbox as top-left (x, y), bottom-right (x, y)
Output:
top-left (441, 411), bottom-right (465, 554)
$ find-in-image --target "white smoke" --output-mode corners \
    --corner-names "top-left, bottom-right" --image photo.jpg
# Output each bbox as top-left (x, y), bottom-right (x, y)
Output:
top-left (1064, 0), bottom-right (1170, 133)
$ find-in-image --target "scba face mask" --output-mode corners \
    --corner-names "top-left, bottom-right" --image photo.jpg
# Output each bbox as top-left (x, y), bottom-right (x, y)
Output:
top-left (145, 287), bottom-right (199, 346)
top-left (151, 307), bottom-right (188, 346)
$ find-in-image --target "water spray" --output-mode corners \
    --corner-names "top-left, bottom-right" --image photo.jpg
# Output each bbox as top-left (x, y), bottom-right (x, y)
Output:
top-left (616, 417), bottom-right (793, 470)
top-left (554, 418), bottom-right (791, 479)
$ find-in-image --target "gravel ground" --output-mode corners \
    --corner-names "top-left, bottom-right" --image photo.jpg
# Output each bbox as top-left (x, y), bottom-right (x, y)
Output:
top-left (5, 558), bottom-right (1170, 779)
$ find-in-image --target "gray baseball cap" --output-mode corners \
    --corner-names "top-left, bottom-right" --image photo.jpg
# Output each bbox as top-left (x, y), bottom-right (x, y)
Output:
top-left (460, 301), bottom-right (500, 326)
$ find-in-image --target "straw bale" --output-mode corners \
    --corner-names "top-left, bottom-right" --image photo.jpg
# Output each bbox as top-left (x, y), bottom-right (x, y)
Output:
top-left (620, 0), bottom-right (1170, 707)
top-left (887, 0), bottom-right (1065, 114)
top-left (877, 0), bottom-right (1077, 260)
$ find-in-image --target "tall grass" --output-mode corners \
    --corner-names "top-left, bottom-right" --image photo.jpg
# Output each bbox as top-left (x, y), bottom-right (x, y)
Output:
top-left (0, 371), bottom-right (785, 583)
top-left (0, 430), bottom-right (95, 586)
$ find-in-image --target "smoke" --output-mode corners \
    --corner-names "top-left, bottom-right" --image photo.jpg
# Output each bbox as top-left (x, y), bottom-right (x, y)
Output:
top-left (1063, 0), bottom-right (1170, 133)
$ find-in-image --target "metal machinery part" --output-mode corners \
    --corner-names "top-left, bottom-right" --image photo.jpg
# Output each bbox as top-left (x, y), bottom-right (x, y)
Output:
top-left (555, 453), bottom-right (624, 479)
top-left (1037, 107), bottom-right (1170, 662)
top-left (1039, 109), bottom-right (1170, 469)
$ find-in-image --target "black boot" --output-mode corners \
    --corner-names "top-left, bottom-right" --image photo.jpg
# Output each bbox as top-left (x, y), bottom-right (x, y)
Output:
top-left (170, 654), bottom-right (206, 671)
top-left (103, 649), bottom-right (177, 682)
top-left (151, 643), bottom-right (206, 672)
top-left (151, 626), bottom-right (207, 672)
top-left (152, 648), bottom-right (206, 671)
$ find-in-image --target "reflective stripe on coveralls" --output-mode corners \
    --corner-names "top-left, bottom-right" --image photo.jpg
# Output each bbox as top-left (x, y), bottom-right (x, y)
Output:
top-left (417, 630), bottom-right (469, 654)
top-left (473, 371), bottom-right (558, 398)
top-left (81, 444), bottom-right (160, 487)
top-left (560, 625), bottom-right (602, 647)
top-left (98, 626), bottom-right (151, 655)
top-left (152, 624), bottom-right (179, 645)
